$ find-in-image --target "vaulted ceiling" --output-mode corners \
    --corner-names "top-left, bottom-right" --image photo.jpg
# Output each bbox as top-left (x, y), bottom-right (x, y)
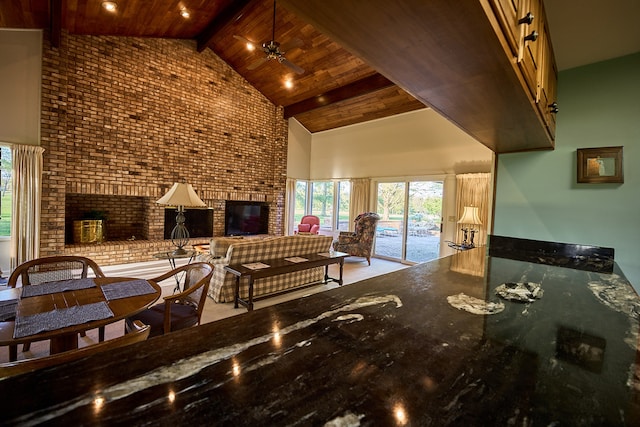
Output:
top-left (0, 0), bottom-right (425, 133)
top-left (1, 0), bottom-right (638, 137)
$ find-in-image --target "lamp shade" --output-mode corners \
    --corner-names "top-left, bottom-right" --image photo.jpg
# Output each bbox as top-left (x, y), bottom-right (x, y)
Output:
top-left (457, 206), bottom-right (482, 225)
top-left (156, 183), bottom-right (206, 208)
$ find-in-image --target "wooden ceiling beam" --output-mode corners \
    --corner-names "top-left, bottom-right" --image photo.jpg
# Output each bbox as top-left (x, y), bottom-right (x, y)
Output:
top-left (284, 73), bottom-right (395, 119)
top-left (195, 0), bottom-right (256, 53)
top-left (50, 0), bottom-right (62, 48)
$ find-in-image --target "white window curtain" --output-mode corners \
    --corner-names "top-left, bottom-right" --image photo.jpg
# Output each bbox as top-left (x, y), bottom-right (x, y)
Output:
top-left (455, 173), bottom-right (491, 247)
top-left (11, 144), bottom-right (44, 269)
top-left (349, 178), bottom-right (370, 231)
top-left (284, 178), bottom-right (297, 235)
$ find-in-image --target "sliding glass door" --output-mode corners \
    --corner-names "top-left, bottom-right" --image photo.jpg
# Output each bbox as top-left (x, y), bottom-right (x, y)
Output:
top-left (375, 182), bottom-right (406, 259)
top-left (374, 180), bottom-right (443, 263)
top-left (405, 181), bottom-right (443, 262)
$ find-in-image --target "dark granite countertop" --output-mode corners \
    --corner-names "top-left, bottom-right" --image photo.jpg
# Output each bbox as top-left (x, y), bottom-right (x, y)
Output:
top-left (1, 245), bottom-right (639, 426)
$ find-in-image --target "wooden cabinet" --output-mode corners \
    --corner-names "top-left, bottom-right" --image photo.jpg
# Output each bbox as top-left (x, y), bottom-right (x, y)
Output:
top-left (538, 20), bottom-right (558, 139)
top-left (517, 0), bottom-right (543, 99)
top-left (491, 0), bottom-right (557, 138)
top-left (492, 0), bottom-right (524, 56)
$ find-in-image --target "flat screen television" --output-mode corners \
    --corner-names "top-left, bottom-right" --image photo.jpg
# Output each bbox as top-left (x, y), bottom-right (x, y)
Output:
top-left (225, 201), bottom-right (269, 236)
top-left (164, 208), bottom-right (213, 239)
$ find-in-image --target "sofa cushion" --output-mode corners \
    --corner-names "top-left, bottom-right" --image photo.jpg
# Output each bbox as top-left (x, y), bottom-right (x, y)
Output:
top-left (298, 224), bottom-right (311, 232)
top-left (209, 236), bottom-right (244, 258)
top-left (129, 302), bottom-right (198, 338)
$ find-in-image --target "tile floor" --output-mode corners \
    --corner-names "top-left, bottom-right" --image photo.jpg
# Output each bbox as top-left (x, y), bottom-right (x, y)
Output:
top-left (1, 257), bottom-right (407, 363)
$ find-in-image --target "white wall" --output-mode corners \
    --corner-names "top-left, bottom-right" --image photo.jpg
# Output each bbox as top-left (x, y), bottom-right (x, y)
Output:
top-left (0, 29), bottom-right (42, 145)
top-left (0, 30), bottom-right (43, 275)
top-left (307, 109), bottom-right (492, 179)
top-left (286, 118), bottom-right (312, 179)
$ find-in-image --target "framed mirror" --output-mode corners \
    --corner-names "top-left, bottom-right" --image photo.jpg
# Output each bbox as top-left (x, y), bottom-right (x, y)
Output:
top-left (577, 146), bottom-right (624, 184)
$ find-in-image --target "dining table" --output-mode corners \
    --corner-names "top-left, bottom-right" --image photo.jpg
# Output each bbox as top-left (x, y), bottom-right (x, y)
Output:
top-left (0, 276), bottom-right (161, 360)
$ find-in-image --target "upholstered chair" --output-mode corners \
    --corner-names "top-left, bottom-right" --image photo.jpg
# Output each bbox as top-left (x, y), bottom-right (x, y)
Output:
top-left (332, 212), bottom-right (381, 265)
top-left (126, 262), bottom-right (213, 338)
top-left (297, 215), bottom-right (320, 234)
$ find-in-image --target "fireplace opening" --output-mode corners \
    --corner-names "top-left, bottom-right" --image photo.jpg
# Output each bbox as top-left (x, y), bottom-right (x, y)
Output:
top-left (164, 208), bottom-right (214, 239)
top-left (65, 194), bottom-right (149, 244)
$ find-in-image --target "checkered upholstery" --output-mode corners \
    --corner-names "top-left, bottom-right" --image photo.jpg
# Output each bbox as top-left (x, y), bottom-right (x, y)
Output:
top-left (198, 235), bottom-right (333, 302)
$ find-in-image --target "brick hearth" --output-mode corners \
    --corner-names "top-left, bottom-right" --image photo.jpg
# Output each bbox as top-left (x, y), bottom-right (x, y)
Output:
top-left (38, 31), bottom-right (287, 265)
top-left (64, 237), bottom-right (212, 267)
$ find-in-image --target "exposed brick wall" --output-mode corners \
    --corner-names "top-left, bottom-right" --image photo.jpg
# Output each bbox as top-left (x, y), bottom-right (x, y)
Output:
top-left (39, 31), bottom-right (287, 265)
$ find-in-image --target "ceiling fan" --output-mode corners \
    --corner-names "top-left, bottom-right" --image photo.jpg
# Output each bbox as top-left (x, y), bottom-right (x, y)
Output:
top-left (234, 0), bottom-right (305, 74)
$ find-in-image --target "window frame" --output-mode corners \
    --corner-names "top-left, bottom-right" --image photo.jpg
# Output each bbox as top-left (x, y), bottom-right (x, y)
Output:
top-left (295, 179), bottom-right (350, 233)
top-left (0, 144), bottom-right (12, 240)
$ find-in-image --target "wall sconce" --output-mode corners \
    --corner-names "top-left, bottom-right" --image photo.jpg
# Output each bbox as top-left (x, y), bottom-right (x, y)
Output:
top-left (457, 206), bottom-right (482, 248)
top-left (156, 182), bottom-right (206, 255)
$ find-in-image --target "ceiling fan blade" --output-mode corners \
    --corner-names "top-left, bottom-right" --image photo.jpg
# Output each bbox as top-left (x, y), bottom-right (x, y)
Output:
top-left (247, 56), bottom-right (269, 70)
top-left (281, 58), bottom-right (305, 74)
top-left (279, 38), bottom-right (303, 53)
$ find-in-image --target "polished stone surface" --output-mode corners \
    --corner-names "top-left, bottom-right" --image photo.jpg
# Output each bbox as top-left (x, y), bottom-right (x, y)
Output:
top-left (1, 246), bottom-right (639, 426)
top-left (489, 234), bottom-right (615, 272)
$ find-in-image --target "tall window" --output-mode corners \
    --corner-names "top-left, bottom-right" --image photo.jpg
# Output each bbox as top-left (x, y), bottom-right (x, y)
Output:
top-left (337, 181), bottom-right (350, 231)
top-left (311, 181), bottom-right (333, 231)
top-left (295, 180), bottom-right (350, 232)
top-left (0, 146), bottom-right (11, 238)
top-left (294, 181), bottom-right (307, 225)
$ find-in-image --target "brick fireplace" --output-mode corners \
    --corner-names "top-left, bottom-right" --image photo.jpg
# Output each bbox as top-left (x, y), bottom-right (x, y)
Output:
top-left (39, 31), bottom-right (287, 266)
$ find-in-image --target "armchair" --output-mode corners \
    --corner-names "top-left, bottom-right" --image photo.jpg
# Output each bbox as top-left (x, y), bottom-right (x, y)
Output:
top-left (126, 262), bottom-right (213, 338)
top-left (332, 212), bottom-right (381, 265)
top-left (296, 215), bottom-right (320, 234)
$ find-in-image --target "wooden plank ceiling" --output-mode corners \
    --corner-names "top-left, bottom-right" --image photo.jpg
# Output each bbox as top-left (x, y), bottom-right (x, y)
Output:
top-left (0, 0), bottom-right (426, 133)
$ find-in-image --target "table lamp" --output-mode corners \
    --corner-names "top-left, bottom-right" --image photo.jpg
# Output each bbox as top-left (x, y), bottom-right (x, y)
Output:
top-left (156, 182), bottom-right (206, 255)
top-left (457, 206), bottom-right (482, 248)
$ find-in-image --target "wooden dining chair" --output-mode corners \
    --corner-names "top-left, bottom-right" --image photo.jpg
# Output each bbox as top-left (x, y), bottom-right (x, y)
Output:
top-left (126, 262), bottom-right (213, 338)
top-left (7, 256), bottom-right (108, 355)
top-left (0, 320), bottom-right (150, 378)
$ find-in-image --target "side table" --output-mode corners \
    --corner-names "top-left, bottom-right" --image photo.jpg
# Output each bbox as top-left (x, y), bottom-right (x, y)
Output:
top-left (446, 241), bottom-right (475, 251)
top-left (446, 241), bottom-right (485, 252)
top-left (153, 250), bottom-right (197, 292)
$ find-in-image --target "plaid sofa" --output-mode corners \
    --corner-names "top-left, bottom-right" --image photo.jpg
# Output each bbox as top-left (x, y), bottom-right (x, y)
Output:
top-left (197, 235), bottom-right (334, 302)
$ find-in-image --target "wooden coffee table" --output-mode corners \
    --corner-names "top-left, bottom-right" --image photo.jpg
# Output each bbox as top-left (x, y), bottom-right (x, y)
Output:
top-left (225, 252), bottom-right (349, 311)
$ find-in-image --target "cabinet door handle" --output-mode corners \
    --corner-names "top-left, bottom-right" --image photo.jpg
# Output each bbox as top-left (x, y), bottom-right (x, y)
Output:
top-left (549, 102), bottom-right (558, 113)
top-left (518, 12), bottom-right (534, 25)
top-left (524, 31), bottom-right (539, 42)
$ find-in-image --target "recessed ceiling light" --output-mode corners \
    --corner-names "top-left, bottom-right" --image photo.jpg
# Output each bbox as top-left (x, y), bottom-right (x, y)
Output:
top-left (180, 9), bottom-right (190, 18)
top-left (246, 42), bottom-right (255, 51)
top-left (102, 1), bottom-right (117, 12)
top-left (284, 79), bottom-right (294, 89)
